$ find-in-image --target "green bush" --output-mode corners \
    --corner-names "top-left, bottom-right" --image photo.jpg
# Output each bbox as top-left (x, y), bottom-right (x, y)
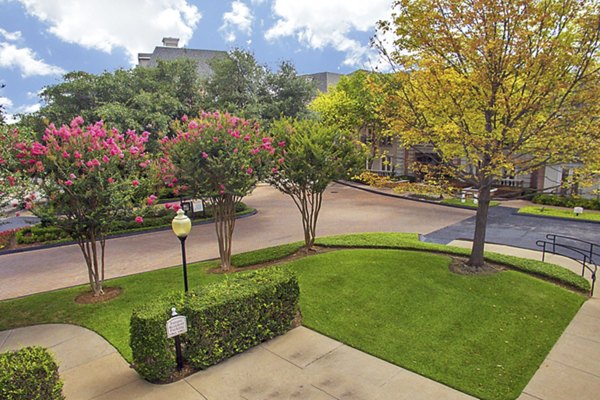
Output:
top-left (0, 346), bottom-right (64, 400)
top-left (532, 194), bottom-right (600, 210)
top-left (16, 226), bottom-right (70, 244)
top-left (130, 268), bottom-right (299, 381)
top-left (130, 293), bottom-right (185, 382)
top-left (183, 268), bottom-right (299, 369)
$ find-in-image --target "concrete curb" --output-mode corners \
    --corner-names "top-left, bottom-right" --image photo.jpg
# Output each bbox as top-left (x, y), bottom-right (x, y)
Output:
top-left (336, 180), bottom-right (480, 211)
top-left (0, 209), bottom-right (258, 256)
top-left (514, 208), bottom-right (600, 225)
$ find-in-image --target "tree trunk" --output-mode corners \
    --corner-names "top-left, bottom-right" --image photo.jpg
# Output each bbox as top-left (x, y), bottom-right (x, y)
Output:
top-left (292, 188), bottom-right (323, 250)
top-left (468, 180), bottom-right (492, 268)
top-left (77, 232), bottom-right (104, 296)
top-left (213, 194), bottom-right (236, 271)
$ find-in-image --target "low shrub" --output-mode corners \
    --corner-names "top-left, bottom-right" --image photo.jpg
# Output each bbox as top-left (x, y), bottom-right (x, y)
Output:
top-left (184, 268), bottom-right (299, 369)
top-left (0, 346), bottom-right (64, 400)
top-left (351, 171), bottom-right (397, 188)
top-left (130, 268), bottom-right (299, 381)
top-left (0, 228), bottom-right (20, 249)
top-left (393, 182), bottom-right (453, 198)
top-left (130, 293), bottom-right (185, 382)
top-left (16, 226), bottom-right (70, 245)
top-left (532, 194), bottom-right (600, 211)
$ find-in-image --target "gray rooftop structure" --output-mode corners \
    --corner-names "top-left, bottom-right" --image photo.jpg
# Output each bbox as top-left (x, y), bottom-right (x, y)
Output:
top-left (138, 38), bottom-right (226, 78)
top-left (301, 72), bottom-right (344, 93)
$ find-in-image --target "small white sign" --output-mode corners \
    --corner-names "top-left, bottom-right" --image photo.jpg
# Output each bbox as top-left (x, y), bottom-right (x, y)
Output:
top-left (166, 315), bottom-right (188, 338)
top-left (193, 200), bottom-right (204, 213)
top-left (574, 207), bottom-right (584, 215)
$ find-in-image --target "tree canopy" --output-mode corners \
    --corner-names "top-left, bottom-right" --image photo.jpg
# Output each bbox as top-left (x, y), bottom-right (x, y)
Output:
top-left (202, 49), bottom-right (316, 122)
top-left (376, 0), bottom-right (600, 267)
top-left (309, 70), bottom-right (391, 161)
top-left (18, 59), bottom-right (202, 142)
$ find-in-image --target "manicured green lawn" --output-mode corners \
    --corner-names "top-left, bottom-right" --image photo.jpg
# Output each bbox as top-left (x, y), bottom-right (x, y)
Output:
top-left (292, 249), bottom-right (584, 400)
top-left (518, 206), bottom-right (600, 222)
top-left (0, 236), bottom-right (586, 400)
top-left (441, 198), bottom-right (500, 208)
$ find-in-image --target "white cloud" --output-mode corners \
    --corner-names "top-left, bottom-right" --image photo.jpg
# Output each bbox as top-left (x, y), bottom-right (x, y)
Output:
top-left (0, 42), bottom-right (65, 77)
top-left (0, 96), bottom-right (13, 109)
top-left (220, 1), bottom-right (253, 43)
top-left (1, 97), bottom-right (40, 124)
top-left (16, 0), bottom-right (202, 64)
top-left (265, 0), bottom-right (392, 68)
top-left (20, 103), bottom-right (40, 114)
top-left (0, 28), bottom-right (22, 41)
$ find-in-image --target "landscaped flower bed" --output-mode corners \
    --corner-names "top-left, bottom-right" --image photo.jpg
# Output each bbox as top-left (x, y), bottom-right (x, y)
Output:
top-left (11, 202), bottom-right (252, 247)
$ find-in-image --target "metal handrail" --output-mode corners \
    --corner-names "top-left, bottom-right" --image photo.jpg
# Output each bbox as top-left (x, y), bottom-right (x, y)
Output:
top-left (543, 234), bottom-right (600, 264)
top-left (536, 234), bottom-right (598, 296)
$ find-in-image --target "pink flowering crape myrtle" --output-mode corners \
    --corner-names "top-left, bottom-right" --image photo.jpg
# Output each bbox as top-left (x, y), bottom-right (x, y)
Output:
top-left (20, 117), bottom-right (154, 296)
top-left (161, 111), bottom-right (280, 271)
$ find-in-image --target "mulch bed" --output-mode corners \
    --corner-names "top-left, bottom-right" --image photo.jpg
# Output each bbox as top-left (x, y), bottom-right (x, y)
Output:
top-left (448, 256), bottom-right (505, 275)
top-left (75, 287), bottom-right (122, 304)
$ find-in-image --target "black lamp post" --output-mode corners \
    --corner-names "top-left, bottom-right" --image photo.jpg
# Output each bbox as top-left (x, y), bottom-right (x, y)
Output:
top-left (172, 209), bottom-right (192, 292)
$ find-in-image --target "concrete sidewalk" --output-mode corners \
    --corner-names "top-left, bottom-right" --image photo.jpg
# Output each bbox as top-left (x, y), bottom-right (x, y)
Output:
top-left (450, 240), bottom-right (600, 400)
top-left (0, 325), bottom-right (474, 400)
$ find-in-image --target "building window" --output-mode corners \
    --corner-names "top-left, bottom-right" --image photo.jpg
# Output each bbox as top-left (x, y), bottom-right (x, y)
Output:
top-left (381, 156), bottom-right (393, 172)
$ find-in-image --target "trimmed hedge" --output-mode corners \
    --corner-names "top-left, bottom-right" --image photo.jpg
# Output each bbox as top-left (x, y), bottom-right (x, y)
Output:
top-left (130, 267), bottom-right (299, 381)
top-left (532, 194), bottom-right (600, 211)
top-left (0, 346), bottom-right (64, 400)
top-left (315, 232), bottom-right (591, 293)
top-left (130, 293), bottom-right (185, 382)
top-left (16, 226), bottom-right (70, 245)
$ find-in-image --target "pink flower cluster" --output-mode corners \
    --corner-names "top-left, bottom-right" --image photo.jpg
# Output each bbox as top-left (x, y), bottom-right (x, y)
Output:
top-left (159, 111), bottom-right (285, 198)
top-left (21, 117), bottom-right (150, 180)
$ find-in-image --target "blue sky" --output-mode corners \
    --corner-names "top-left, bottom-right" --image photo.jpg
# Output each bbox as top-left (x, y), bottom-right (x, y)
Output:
top-left (0, 0), bottom-right (394, 123)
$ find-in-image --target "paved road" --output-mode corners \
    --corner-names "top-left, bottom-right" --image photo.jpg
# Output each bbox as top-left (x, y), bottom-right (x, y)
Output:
top-left (0, 216), bottom-right (39, 232)
top-left (424, 206), bottom-right (600, 257)
top-left (0, 183), bottom-right (475, 300)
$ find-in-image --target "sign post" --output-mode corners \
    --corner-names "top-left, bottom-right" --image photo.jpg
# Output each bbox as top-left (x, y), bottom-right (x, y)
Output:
top-left (166, 307), bottom-right (188, 370)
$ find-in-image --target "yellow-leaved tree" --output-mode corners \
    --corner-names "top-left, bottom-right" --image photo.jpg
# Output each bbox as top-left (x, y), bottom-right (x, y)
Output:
top-left (376, 0), bottom-right (599, 268)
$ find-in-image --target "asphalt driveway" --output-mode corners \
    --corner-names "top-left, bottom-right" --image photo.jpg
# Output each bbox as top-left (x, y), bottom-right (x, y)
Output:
top-left (424, 206), bottom-right (600, 255)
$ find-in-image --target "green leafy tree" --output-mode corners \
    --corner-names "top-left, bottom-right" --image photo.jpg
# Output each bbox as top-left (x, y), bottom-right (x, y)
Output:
top-left (203, 50), bottom-right (316, 121)
top-left (309, 71), bottom-right (390, 164)
top-left (19, 117), bottom-right (153, 295)
top-left (267, 118), bottom-right (365, 249)
top-left (202, 49), bottom-right (267, 118)
top-left (377, 0), bottom-right (600, 268)
top-left (262, 61), bottom-right (317, 121)
top-left (161, 112), bottom-right (278, 271)
top-left (19, 59), bottom-right (202, 144)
